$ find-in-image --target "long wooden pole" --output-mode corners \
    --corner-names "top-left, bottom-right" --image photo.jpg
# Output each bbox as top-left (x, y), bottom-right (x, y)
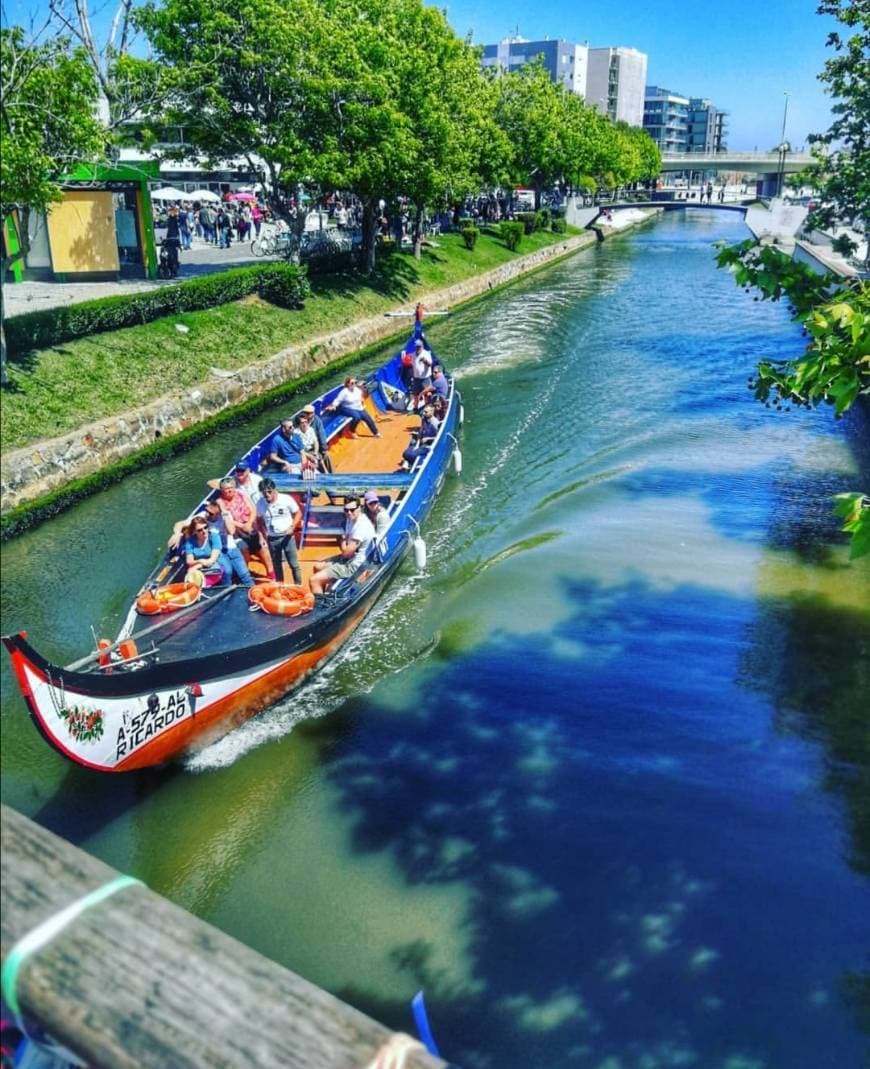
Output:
top-left (65, 586), bottom-right (236, 672)
top-left (1, 806), bottom-right (448, 1069)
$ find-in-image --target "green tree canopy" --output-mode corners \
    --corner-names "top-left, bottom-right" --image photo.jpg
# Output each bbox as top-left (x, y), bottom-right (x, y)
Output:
top-left (138, 0), bottom-right (339, 221)
top-left (380, 3), bottom-right (509, 257)
top-left (1, 26), bottom-right (104, 383)
top-left (803, 0), bottom-right (869, 257)
top-left (496, 62), bottom-right (567, 208)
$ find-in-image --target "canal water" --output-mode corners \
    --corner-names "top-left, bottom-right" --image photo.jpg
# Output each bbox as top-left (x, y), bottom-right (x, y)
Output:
top-left (1, 211), bottom-right (868, 1068)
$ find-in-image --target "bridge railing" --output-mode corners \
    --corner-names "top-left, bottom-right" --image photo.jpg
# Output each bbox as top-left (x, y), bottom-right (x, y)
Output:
top-left (1, 805), bottom-right (447, 1069)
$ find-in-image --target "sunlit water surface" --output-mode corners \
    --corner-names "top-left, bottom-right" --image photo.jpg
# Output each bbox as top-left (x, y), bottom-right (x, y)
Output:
top-left (2, 212), bottom-right (868, 1068)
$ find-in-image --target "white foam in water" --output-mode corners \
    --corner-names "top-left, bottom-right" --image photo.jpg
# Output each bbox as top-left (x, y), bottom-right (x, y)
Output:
top-left (184, 572), bottom-right (432, 772)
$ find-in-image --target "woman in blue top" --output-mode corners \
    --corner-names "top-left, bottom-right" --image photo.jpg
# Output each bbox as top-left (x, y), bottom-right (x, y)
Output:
top-left (182, 518), bottom-right (224, 585)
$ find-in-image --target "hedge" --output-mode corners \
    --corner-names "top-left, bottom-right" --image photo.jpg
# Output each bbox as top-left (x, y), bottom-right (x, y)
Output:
top-left (5, 263), bottom-right (310, 357)
top-left (460, 223), bottom-right (480, 250)
top-left (551, 218), bottom-right (568, 234)
top-left (500, 222), bottom-right (524, 251)
top-left (516, 211), bottom-right (540, 235)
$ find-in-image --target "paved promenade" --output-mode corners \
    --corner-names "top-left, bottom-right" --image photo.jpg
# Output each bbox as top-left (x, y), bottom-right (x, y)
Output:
top-left (4, 240), bottom-right (263, 318)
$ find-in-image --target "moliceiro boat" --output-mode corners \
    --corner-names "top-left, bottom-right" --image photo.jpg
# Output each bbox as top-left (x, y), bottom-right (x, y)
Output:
top-left (3, 314), bottom-right (462, 772)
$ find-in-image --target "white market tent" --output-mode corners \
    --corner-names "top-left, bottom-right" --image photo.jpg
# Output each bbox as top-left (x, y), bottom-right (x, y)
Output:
top-left (188, 189), bottom-right (221, 202)
top-left (151, 186), bottom-right (187, 201)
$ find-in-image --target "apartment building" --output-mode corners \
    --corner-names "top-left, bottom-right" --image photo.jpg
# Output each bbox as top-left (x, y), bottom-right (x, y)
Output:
top-left (585, 46), bottom-right (648, 127)
top-left (481, 37), bottom-right (589, 96)
top-left (644, 87), bottom-right (729, 152)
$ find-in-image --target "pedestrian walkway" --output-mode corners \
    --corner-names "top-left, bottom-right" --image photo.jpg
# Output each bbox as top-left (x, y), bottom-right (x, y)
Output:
top-left (5, 240), bottom-right (265, 318)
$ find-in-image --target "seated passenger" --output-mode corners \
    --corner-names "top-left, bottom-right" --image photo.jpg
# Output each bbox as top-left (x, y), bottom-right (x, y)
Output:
top-left (295, 412), bottom-right (320, 473)
top-left (325, 376), bottom-right (380, 438)
top-left (309, 498), bottom-right (375, 594)
top-left (233, 459), bottom-right (263, 505)
top-left (363, 490), bottom-right (390, 538)
top-left (422, 365), bottom-right (449, 406)
top-left (182, 516), bottom-right (223, 586)
top-left (202, 499), bottom-right (255, 587)
top-left (301, 403), bottom-right (333, 472)
top-left (401, 405), bottom-right (440, 471)
top-left (256, 478), bottom-right (302, 584)
top-left (268, 417), bottom-right (304, 474)
top-left (218, 477), bottom-right (274, 578)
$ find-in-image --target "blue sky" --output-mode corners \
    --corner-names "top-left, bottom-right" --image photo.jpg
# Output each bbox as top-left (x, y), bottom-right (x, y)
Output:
top-left (444, 0), bottom-right (838, 150)
top-left (5, 0), bottom-right (838, 151)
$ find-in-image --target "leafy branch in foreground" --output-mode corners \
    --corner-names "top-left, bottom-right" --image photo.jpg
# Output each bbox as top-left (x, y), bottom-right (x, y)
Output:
top-left (717, 241), bottom-right (869, 415)
top-left (834, 493), bottom-right (870, 560)
top-left (715, 239), bottom-right (870, 556)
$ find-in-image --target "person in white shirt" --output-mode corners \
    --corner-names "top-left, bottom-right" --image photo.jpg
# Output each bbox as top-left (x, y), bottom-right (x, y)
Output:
top-left (325, 376), bottom-right (380, 438)
top-left (309, 499), bottom-right (375, 594)
top-left (233, 460), bottom-right (263, 506)
top-left (410, 338), bottom-right (433, 409)
top-left (256, 478), bottom-right (302, 584)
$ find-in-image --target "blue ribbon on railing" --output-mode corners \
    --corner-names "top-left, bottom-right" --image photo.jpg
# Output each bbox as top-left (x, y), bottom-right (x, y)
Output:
top-left (411, 990), bottom-right (441, 1058)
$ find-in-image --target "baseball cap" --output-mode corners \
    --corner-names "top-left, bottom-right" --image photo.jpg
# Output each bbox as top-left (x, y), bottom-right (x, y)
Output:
top-left (234, 459), bottom-right (250, 471)
top-left (414, 339), bottom-right (423, 348)
top-left (364, 490), bottom-right (379, 504)
top-left (302, 404), bottom-right (315, 414)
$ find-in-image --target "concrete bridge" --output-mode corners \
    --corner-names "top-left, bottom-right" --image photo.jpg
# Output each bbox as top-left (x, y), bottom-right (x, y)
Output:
top-left (660, 151), bottom-right (812, 175)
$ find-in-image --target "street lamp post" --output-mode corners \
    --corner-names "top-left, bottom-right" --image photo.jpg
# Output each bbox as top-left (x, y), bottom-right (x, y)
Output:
top-left (777, 92), bottom-right (790, 197)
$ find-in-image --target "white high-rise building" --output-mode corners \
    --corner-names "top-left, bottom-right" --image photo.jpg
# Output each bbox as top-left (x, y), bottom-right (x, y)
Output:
top-left (586, 46), bottom-right (648, 127)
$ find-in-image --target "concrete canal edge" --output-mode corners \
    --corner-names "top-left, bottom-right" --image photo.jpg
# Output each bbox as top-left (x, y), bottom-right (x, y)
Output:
top-left (0, 213), bottom-right (658, 538)
top-left (1, 804), bottom-right (448, 1069)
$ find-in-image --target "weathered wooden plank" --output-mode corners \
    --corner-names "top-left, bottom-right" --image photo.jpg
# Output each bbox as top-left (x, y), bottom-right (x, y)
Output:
top-left (1, 806), bottom-right (448, 1069)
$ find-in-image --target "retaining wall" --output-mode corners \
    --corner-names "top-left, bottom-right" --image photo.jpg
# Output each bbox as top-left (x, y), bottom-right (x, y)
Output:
top-left (1, 229), bottom-right (609, 517)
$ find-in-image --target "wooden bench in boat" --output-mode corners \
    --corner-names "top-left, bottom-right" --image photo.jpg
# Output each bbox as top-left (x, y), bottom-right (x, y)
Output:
top-left (270, 472), bottom-right (413, 494)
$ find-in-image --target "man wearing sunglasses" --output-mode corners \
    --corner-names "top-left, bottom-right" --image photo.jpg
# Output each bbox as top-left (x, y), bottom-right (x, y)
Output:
top-left (309, 499), bottom-right (375, 595)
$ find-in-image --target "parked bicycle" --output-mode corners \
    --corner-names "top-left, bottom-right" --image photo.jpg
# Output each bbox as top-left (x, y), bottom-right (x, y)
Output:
top-left (251, 227), bottom-right (294, 257)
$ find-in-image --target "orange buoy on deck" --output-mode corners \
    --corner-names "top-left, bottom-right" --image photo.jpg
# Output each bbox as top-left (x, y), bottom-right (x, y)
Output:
top-left (249, 583), bottom-right (315, 617)
top-left (136, 582), bottom-right (201, 615)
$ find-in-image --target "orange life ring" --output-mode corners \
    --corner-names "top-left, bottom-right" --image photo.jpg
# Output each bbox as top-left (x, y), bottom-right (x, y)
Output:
top-left (248, 582), bottom-right (315, 617)
top-left (136, 582), bottom-right (201, 615)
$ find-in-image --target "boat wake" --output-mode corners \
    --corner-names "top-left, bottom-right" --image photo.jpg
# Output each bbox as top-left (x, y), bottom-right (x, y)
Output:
top-left (184, 571), bottom-right (434, 772)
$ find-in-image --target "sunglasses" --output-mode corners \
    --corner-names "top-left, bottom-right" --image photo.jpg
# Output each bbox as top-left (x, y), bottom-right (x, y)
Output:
top-left (344, 505), bottom-right (358, 512)
top-left (194, 524), bottom-right (208, 531)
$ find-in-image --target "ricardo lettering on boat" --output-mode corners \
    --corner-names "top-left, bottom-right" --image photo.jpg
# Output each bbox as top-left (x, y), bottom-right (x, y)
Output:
top-left (3, 306), bottom-right (463, 773)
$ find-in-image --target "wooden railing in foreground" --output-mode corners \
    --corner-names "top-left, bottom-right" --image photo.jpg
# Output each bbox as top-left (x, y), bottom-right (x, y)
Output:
top-left (1, 805), bottom-right (449, 1069)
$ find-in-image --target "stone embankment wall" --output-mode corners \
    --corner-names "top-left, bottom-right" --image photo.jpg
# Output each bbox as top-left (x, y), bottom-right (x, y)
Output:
top-left (1, 222), bottom-right (652, 517)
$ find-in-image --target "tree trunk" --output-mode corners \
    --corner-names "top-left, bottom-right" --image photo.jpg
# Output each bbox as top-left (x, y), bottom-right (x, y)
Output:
top-left (412, 202), bottom-right (424, 261)
top-left (534, 183), bottom-right (543, 211)
top-left (361, 198), bottom-right (379, 276)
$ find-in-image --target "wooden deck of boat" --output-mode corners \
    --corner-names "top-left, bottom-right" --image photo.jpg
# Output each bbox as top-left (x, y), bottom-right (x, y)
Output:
top-left (293, 401), bottom-right (417, 582)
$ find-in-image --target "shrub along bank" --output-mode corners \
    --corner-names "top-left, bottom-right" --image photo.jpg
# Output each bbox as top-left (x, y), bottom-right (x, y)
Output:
top-left (4, 263), bottom-right (309, 355)
top-left (1, 225), bottom-right (579, 454)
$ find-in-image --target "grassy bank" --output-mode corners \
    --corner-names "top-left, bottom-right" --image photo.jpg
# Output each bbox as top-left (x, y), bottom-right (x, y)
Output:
top-left (2, 227), bottom-right (578, 453)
